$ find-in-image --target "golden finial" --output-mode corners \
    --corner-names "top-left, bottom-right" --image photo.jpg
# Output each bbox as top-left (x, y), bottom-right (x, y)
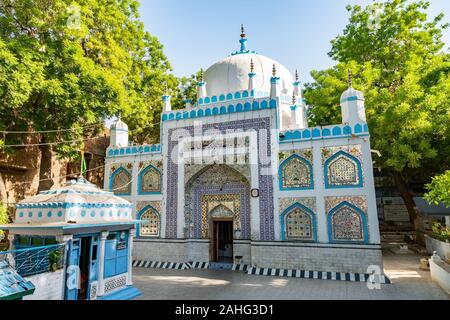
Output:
top-left (272, 64), bottom-right (277, 77)
top-left (295, 69), bottom-right (299, 82)
top-left (250, 59), bottom-right (254, 73)
top-left (163, 81), bottom-right (168, 94)
top-left (241, 24), bottom-right (246, 38)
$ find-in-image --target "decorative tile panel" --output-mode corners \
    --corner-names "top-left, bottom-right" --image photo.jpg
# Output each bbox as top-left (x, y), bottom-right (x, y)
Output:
top-left (166, 118), bottom-right (274, 240)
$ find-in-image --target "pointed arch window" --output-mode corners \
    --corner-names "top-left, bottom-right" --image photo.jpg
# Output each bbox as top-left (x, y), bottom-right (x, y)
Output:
top-left (280, 203), bottom-right (316, 241)
top-left (279, 154), bottom-right (313, 190)
top-left (110, 167), bottom-right (131, 195)
top-left (324, 151), bottom-right (363, 188)
top-left (328, 202), bottom-right (368, 243)
top-left (138, 165), bottom-right (162, 194)
top-left (138, 206), bottom-right (160, 237)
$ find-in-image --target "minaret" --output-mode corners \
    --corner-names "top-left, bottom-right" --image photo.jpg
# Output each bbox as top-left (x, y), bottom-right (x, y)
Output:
top-left (197, 68), bottom-right (207, 102)
top-left (289, 91), bottom-right (308, 130)
top-left (248, 59), bottom-right (256, 92)
top-left (340, 69), bottom-right (366, 125)
top-left (293, 69), bottom-right (301, 97)
top-left (162, 82), bottom-right (171, 112)
top-left (110, 116), bottom-right (129, 147)
top-left (270, 64), bottom-right (280, 99)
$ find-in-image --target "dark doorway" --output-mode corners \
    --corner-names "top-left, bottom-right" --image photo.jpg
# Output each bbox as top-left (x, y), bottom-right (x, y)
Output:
top-left (211, 220), bottom-right (233, 263)
top-left (78, 237), bottom-right (91, 300)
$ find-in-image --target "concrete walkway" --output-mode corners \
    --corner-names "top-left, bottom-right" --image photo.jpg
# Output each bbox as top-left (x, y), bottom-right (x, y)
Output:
top-left (132, 251), bottom-right (449, 300)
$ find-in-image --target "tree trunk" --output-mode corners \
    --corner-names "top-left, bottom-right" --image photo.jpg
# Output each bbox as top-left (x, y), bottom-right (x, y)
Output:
top-left (37, 142), bottom-right (54, 192)
top-left (0, 172), bottom-right (7, 204)
top-left (392, 171), bottom-right (418, 224)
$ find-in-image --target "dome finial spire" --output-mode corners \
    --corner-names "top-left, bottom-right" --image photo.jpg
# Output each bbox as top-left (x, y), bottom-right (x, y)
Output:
top-left (241, 24), bottom-right (245, 38)
top-left (292, 90), bottom-right (297, 105)
top-left (272, 64), bottom-right (277, 77)
top-left (295, 69), bottom-right (299, 82)
top-left (250, 58), bottom-right (254, 73)
top-left (348, 69), bottom-right (353, 88)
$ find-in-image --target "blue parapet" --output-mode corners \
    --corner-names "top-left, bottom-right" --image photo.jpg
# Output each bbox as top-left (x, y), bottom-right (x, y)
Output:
top-left (234, 92), bottom-right (241, 99)
top-left (228, 105), bottom-right (235, 113)
top-left (312, 128), bottom-right (321, 138)
top-left (211, 96), bottom-right (217, 103)
top-left (220, 106), bottom-right (227, 114)
top-left (332, 126), bottom-right (342, 136)
top-left (213, 107), bottom-right (219, 115)
top-left (302, 129), bottom-right (311, 139)
top-left (190, 110), bottom-right (197, 118)
top-left (219, 94), bottom-right (225, 102)
top-left (204, 97), bottom-right (210, 104)
top-left (322, 128), bottom-right (331, 137)
top-left (226, 93), bottom-right (233, 100)
top-left (343, 125), bottom-right (352, 135)
top-left (270, 99), bottom-right (277, 108)
top-left (162, 114), bottom-right (168, 121)
top-left (251, 101), bottom-right (259, 110)
top-left (293, 130), bottom-right (301, 140)
top-left (197, 109), bottom-right (204, 117)
top-left (261, 100), bottom-right (268, 109)
top-left (354, 123), bottom-right (362, 134)
top-left (242, 90), bottom-right (249, 98)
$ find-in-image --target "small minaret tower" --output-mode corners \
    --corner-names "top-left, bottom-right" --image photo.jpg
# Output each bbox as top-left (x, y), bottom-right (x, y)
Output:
top-left (293, 69), bottom-right (301, 97)
top-left (110, 116), bottom-right (129, 147)
top-left (197, 68), bottom-right (207, 102)
top-left (289, 91), bottom-right (308, 130)
top-left (270, 64), bottom-right (280, 99)
top-left (162, 82), bottom-right (171, 112)
top-left (340, 69), bottom-right (366, 125)
top-left (248, 59), bottom-right (256, 92)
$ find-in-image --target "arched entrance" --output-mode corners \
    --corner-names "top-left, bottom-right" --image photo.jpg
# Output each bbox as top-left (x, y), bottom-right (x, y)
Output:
top-left (185, 164), bottom-right (250, 263)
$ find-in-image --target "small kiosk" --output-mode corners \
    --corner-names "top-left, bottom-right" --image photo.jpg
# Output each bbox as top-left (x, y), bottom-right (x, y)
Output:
top-left (0, 177), bottom-right (141, 300)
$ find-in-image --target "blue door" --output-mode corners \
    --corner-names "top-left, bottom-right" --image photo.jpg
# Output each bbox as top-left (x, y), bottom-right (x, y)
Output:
top-left (65, 239), bottom-right (81, 300)
top-left (87, 236), bottom-right (99, 299)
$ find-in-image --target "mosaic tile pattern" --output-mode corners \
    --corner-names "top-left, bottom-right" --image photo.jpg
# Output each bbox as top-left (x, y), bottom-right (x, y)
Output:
top-left (136, 201), bottom-right (162, 238)
top-left (279, 149), bottom-right (313, 163)
top-left (111, 169), bottom-right (131, 195)
top-left (281, 157), bottom-right (311, 188)
top-left (285, 207), bottom-right (313, 239)
top-left (140, 166), bottom-right (161, 193)
top-left (136, 201), bottom-right (162, 214)
top-left (185, 163), bottom-right (250, 185)
top-left (331, 205), bottom-right (363, 241)
top-left (321, 145), bottom-right (362, 164)
top-left (193, 185), bottom-right (250, 239)
top-left (166, 118), bottom-right (274, 240)
top-left (140, 209), bottom-right (160, 236)
top-left (327, 154), bottom-right (359, 186)
top-left (279, 197), bottom-right (316, 213)
top-left (325, 196), bottom-right (368, 242)
top-left (201, 194), bottom-right (241, 238)
top-left (325, 196), bottom-right (367, 214)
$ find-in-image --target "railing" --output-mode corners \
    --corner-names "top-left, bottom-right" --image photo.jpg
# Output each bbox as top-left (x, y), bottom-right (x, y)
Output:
top-left (0, 244), bottom-right (65, 277)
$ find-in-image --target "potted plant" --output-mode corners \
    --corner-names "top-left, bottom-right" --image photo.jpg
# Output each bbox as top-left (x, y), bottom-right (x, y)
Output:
top-left (48, 250), bottom-right (61, 272)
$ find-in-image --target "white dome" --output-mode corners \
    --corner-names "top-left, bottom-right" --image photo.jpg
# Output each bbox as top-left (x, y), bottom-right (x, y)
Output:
top-left (204, 53), bottom-right (294, 97)
top-left (340, 87), bottom-right (364, 102)
top-left (111, 118), bottom-right (128, 131)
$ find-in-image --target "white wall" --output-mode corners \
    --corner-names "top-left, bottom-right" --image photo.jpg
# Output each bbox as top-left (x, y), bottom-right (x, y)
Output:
top-left (23, 269), bottom-right (65, 300)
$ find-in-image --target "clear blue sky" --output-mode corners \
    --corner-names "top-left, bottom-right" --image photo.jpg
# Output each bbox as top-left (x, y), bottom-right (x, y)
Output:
top-left (139, 0), bottom-right (450, 84)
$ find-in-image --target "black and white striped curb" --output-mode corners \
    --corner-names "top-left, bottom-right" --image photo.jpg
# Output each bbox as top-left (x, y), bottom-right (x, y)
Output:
top-left (187, 261), bottom-right (209, 269)
top-left (232, 264), bottom-right (250, 272)
top-left (132, 260), bottom-right (189, 270)
top-left (246, 267), bottom-right (391, 284)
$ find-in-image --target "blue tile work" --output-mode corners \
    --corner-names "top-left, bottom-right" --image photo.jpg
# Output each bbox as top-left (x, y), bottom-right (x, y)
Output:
top-left (192, 184), bottom-right (250, 239)
top-left (165, 118), bottom-right (275, 240)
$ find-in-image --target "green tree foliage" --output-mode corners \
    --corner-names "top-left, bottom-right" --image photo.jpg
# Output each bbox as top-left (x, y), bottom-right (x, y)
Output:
top-left (0, 203), bottom-right (8, 236)
top-left (0, 0), bottom-right (176, 190)
top-left (425, 170), bottom-right (450, 208)
top-left (304, 0), bottom-right (450, 223)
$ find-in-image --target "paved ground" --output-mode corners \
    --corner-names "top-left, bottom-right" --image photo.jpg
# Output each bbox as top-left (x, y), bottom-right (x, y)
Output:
top-left (133, 250), bottom-right (449, 300)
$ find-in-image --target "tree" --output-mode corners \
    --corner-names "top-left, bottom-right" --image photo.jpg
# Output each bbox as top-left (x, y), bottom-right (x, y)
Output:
top-left (424, 171), bottom-right (450, 208)
top-left (304, 0), bottom-right (450, 226)
top-left (0, 0), bottom-right (175, 191)
top-left (0, 202), bottom-right (8, 237)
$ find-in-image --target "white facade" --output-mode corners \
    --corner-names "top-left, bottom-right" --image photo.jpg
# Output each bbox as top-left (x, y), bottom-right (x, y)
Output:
top-left (105, 29), bottom-right (383, 274)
